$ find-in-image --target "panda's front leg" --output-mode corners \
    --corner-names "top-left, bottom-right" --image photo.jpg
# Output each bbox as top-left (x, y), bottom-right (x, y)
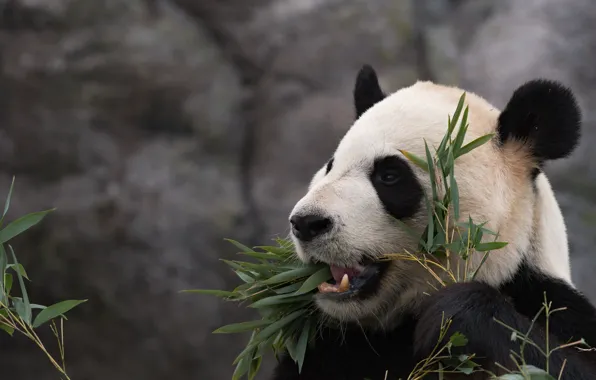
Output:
top-left (413, 282), bottom-right (596, 380)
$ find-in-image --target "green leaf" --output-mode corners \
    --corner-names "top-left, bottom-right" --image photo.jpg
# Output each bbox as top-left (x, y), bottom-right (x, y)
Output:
top-left (497, 375), bottom-right (525, 380)
top-left (274, 282), bottom-right (303, 294)
top-left (450, 173), bottom-right (460, 221)
top-left (295, 319), bottom-right (311, 373)
top-left (0, 209), bottom-right (55, 243)
top-left (255, 246), bottom-right (294, 256)
top-left (457, 366), bottom-right (474, 375)
top-left (399, 150), bottom-right (429, 173)
top-left (4, 273), bottom-right (12, 295)
top-left (255, 310), bottom-right (306, 341)
top-left (423, 192), bottom-right (434, 252)
top-left (248, 356), bottom-right (262, 380)
top-left (456, 133), bottom-right (494, 159)
top-left (225, 238), bottom-right (254, 253)
top-left (32, 299), bottom-right (87, 328)
top-left (238, 250), bottom-right (285, 261)
top-left (261, 267), bottom-right (318, 285)
top-left (0, 176), bottom-right (15, 226)
top-left (449, 332), bottom-right (468, 347)
top-left (8, 245), bottom-right (30, 325)
top-left (0, 244), bottom-right (7, 305)
top-left (213, 319), bottom-right (271, 334)
top-left (13, 297), bottom-right (29, 323)
top-left (233, 330), bottom-right (263, 364)
top-left (451, 93), bottom-right (466, 129)
top-left (234, 270), bottom-right (256, 284)
top-left (232, 355), bottom-right (251, 380)
top-left (0, 321), bottom-right (14, 336)
top-left (522, 365), bottom-right (557, 379)
top-left (424, 142), bottom-right (438, 203)
top-left (250, 294), bottom-right (312, 309)
top-left (294, 267), bottom-right (332, 296)
top-left (475, 242), bottom-right (508, 252)
top-left (8, 263), bottom-right (29, 281)
top-left (453, 121), bottom-right (469, 155)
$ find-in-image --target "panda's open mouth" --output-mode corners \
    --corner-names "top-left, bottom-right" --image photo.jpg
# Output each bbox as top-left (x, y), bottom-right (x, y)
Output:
top-left (315, 258), bottom-right (390, 301)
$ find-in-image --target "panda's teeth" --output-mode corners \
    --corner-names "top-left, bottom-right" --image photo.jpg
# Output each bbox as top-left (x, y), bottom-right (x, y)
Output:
top-left (317, 282), bottom-right (339, 293)
top-left (317, 274), bottom-right (350, 294)
top-left (338, 274), bottom-right (350, 292)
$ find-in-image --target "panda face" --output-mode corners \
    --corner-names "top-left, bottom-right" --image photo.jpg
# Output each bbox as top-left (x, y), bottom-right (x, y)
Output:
top-left (289, 66), bottom-right (581, 326)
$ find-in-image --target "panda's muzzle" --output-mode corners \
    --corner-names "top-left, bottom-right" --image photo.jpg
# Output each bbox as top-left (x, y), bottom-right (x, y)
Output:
top-left (316, 259), bottom-right (390, 300)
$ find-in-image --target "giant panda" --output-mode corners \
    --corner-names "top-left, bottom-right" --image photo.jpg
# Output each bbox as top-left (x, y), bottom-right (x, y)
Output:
top-left (271, 65), bottom-right (596, 379)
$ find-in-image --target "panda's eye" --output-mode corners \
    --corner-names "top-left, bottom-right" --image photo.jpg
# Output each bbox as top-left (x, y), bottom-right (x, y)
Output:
top-left (377, 171), bottom-right (400, 185)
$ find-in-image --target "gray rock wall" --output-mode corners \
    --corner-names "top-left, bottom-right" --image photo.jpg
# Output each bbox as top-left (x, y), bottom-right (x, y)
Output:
top-left (0, 0), bottom-right (594, 379)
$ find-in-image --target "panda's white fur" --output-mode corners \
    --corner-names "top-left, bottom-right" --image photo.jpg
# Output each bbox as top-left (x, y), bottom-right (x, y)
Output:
top-left (274, 66), bottom-right (596, 380)
top-left (290, 79), bottom-right (572, 326)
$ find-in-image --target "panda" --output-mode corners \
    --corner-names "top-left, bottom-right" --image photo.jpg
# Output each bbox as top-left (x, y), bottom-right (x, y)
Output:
top-left (271, 65), bottom-right (596, 379)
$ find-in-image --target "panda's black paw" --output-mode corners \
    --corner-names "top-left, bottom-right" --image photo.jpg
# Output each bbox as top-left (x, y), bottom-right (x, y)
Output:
top-left (413, 282), bottom-right (509, 364)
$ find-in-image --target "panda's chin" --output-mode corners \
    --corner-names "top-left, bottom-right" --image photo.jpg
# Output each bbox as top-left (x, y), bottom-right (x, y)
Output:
top-left (314, 259), bottom-right (391, 302)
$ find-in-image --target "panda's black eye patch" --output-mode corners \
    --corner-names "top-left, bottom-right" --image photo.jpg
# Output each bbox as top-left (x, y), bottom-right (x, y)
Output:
top-left (325, 158), bottom-right (334, 174)
top-left (370, 156), bottom-right (423, 220)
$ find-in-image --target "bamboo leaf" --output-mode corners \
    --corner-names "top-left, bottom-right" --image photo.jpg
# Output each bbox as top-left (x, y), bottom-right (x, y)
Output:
top-left (0, 209), bottom-right (55, 244)
top-left (32, 299), bottom-right (87, 328)
top-left (232, 355), bottom-right (251, 380)
top-left (8, 263), bottom-right (29, 281)
top-left (424, 192), bottom-right (434, 252)
top-left (0, 321), bottom-right (13, 336)
top-left (0, 243), bottom-right (6, 305)
top-left (4, 273), bottom-right (12, 295)
top-left (475, 242), bottom-right (508, 252)
top-left (225, 238), bottom-right (254, 253)
top-left (255, 310), bottom-right (306, 341)
top-left (213, 319), bottom-right (271, 334)
top-left (453, 122), bottom-right (468, 155)
top-left (274, 282), bottom-right (303, 294)
top-left (255, 246), bottom-right (294, 257)
top-left (294, 267), bottom-right (332, 296)
top-left (238, 250), bottom-right (285, 261)
top-left (450, 173), bottom-right (460, 221)
top-left (261, 267), bottom-right (318, 285)
top-left (0, 176), bottom-right (15, 226)
top-left (424, 141), bottom-right (438, 203)
top-left (8, 245), bottom-right (30, 325)
top-left (250, 294), bottom-right (313, 309)
top-left (295, 319), bottom-right (312, 373)
top-left (399, 150), bottom-right (429, 173)
top-left (456, 134), bottom-right (494, 159)
top-left (248, 356), bottom-right (262, 380)
top-left (451, 93), bottom-right (466, 130)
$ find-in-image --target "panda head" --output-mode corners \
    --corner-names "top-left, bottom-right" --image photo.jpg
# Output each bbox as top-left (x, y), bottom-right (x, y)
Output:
top-left (288, 65), bottom-right (581, 327)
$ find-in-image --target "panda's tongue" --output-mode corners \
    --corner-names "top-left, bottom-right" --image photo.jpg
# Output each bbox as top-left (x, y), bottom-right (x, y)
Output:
top-left (317, 265), bottom-right (364, 294)
top-left (330, 265), bottom-right (361, 283)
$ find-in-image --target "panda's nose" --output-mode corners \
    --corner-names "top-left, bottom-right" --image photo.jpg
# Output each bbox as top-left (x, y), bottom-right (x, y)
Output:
top-left (290, 214), bottom-right (333, 242)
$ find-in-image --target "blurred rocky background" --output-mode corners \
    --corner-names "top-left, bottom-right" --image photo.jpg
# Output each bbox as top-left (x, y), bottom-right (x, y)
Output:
top-left (0, 0), bottom-right (594, 379)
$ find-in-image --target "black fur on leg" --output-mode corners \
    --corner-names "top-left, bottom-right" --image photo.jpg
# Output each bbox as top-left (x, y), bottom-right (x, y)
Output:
top-left (414, 282), bottom-right (596, 379)
top-left (270, 316), bottom-right (418, 380)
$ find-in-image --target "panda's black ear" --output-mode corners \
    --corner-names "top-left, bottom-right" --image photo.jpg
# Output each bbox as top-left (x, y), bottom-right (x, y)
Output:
top-left (353, 64), bottom-right (386, 119)
top-left (497, 79), bottom-right (581, 162)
